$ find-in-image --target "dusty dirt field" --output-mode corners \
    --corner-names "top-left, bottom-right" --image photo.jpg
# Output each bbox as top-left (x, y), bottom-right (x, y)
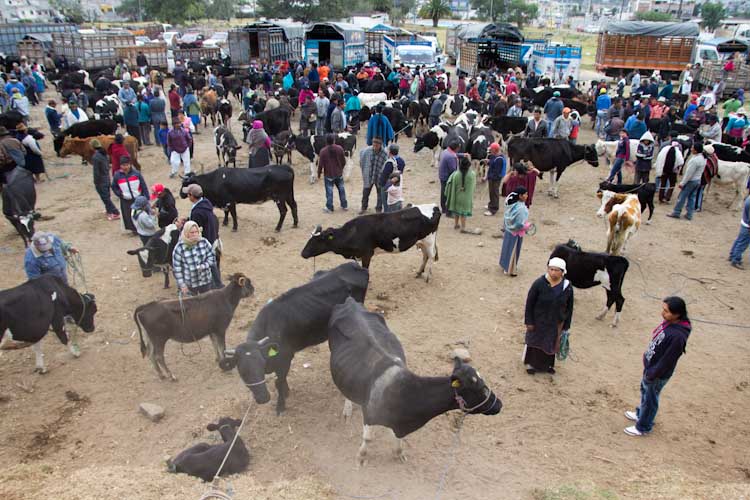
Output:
top-left (1, 83), bottom-right (749, 500)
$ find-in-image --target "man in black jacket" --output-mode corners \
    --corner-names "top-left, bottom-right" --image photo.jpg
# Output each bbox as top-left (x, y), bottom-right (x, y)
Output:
top-left (136, 51), bottom-right (148, 76)
top-left (182, 183), bottom-right (222, 287)
top-left (91, 139), bottom-right (120, 221)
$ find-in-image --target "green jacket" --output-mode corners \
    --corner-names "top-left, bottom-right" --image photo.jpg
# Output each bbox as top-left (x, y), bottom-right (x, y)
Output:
top-left (445, 168), bottom-right (476, 216)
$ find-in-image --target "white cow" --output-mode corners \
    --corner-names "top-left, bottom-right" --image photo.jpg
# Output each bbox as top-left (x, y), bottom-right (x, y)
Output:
top-left (707, 160), bottom-right (750, 210)
top-left (358, 92), bottom-right (388, 109)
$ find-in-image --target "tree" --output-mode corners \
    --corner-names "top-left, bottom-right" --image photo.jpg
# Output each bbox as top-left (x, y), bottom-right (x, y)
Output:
top-left (700, 2), bottom-right (725, 31)
top-left (634, 11), bottom-right (673, 21)
top-left (418, 0), bottom-right (451, 27)
top-left (115, 0), bottom-right (142, 20)
top-left (211, 0), bottom-right (237, 19)
top-left (506, 0), bottom-right (538, 29)
top-left (372, 0), bottom-right (392, 13)
top-left (50, 0), bottom-right (85, 23)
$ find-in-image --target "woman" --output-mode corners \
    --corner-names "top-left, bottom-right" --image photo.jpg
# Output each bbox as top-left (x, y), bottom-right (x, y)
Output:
top-left (654, 137), bottom-right (684, 204)
top-left (107, 134), bottom-right (131, 175)
top-left (523, 257), bottom-right (574, 375)
top-left (15, 123), bottom-right (46, 182)
top-left (499, 187), bottom-right (530, 276)
top-left (172, 220), bottom-right (216, 296)
top-left (344, 89), bottom-right (361, 134)
top-left (724, 107), bottom-right (748, 147)
top-left (624, 297), bottom-right (691, 436)
top-left (501, 162), bottom-right (539, 207)
top-left (444, 156), bottom-right (476, 232)
top-left (182, 87), bottom-right (201, 130)
top-left (245, 120), bottom-right (271, 168)
top-left (131, 195), bottom-right (159, 245)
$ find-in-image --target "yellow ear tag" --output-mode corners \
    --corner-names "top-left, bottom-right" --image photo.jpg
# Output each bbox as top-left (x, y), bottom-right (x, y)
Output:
top-left (268, 347), bottom-right (279, 357)
top-left (451, 380), bottom-right (461, 388)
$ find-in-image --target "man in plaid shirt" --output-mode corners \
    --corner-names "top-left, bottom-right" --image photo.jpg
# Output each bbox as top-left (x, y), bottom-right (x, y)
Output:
top-left (172, 221), bottom-right (216, 295)
top-left (359, 136), bottom-right (388, 214)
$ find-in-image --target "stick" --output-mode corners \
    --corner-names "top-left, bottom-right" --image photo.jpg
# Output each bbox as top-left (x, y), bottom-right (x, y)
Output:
top-left (593, 455), bottom-right (616, 465)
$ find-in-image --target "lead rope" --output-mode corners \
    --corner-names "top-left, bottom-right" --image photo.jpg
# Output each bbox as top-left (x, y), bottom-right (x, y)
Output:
top-left (433, 412), bottom-right (467, 500)
top-left (178, 290), bottom-right (202, 357)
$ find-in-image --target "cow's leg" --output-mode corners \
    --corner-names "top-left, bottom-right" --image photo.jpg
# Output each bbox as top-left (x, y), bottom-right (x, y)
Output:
top-left (287, 193), bottom-right (299, 228)
top-left (433, 148), bottom-right (440, 168)
top-left (229, 203), bottom-right (238, 232)
top-left (275, 361), bottom-right (291, 415)
top-left (391, 428), bottom-right (406, 463)
top-left (309, 161), bottom-right (316, 184)
top-left (209, 331), bottom-right (226, 364)
top-left (274, 198), bottom-right (287, 232)
top-left (612, 290), bottom-right (625, 328)
top-left (65, 322), bottom-right (81, 358)
top-left (357, 424), bottom-right (373, 467)
top-left (32, 341), bottom-right (47, 374)
top-left (163, 267), bottom-right (170, 289)
top-left (596, 288), bottom-right (613, 322)
top-left (342, 398), bottom-right (353, 420)
top-left (415, 232), bottom-right (437, 282)
top-left (361, 251), bottom-right (374, 269)
top-left (222, 207), bottom-right (229, 226)
top-left (154, 338), bottom-right (177, 381)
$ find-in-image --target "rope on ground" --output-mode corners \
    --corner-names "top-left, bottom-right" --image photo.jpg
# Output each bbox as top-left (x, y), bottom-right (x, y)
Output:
top-left (433, 413), bottom-right (467, 500)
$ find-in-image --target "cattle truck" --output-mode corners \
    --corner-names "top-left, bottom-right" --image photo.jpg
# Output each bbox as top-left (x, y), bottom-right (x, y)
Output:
top-left (455, 23), bottom-right (525, 76)
top-left (595, 21), bottom-right (700, 80)
top-left (365, 25), bottom-right (435, 70)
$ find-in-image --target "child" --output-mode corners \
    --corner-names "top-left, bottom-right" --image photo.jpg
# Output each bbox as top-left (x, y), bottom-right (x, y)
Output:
top-left (157, 121), bottom-right (169, 160)
top-left (635, 131), bottom-right (655, 183)
top-left (386, 172), bottom-right (403, 213)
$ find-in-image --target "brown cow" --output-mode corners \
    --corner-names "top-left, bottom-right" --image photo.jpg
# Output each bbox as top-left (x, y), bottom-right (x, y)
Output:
top-left (200, 89), bottom-right (218, 128)
top-left (59, 135), bottom-right (141, 170)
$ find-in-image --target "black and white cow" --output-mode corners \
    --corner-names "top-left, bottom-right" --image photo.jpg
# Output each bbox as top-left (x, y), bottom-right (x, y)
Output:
top-left (598, 181), bottom-right (656, 223)
top-left (328, 297), bottom-right (502, 466)
top-left (469, 122), bottom-right (495, 178)
top-left (214, 124), bottom-right (241, 167)
top-left (507, 137), bottom-right (599, 198)
top-left (407, 98), bottom-right (431, 131)
top-left (126, 224), bottom-right (180, 287)
top-left (704, 139), bottom-right (750, 164)
top-left (448, 94), bottom-right (470, 116)
top-left (301, 204), bottom-right (441, 282)
top-left (489, 115), bottom-right (528, 138)
top-left (549, 240), bottom-right (630, 327)
top-left (217, 98), bottom-right (232, 127)
top-left (220, 262), bottom-right (370, 414)
top-left (2, 167), bottom-right (38, 246)
top-left (94, 94), bottom-right (122, 121)
top-left (283, 132), bottom-right (358, 183)
top-left (0, 275), bottom-right (97, 373)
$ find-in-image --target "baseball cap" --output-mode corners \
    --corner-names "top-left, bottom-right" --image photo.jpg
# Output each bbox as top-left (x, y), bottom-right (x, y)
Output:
top-left (151, 183), bottom-right (165, 200)
top-left (182, 184), bottom-right (203, 197)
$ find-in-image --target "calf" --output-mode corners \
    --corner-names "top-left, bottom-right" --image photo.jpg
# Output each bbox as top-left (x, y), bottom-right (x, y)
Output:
top-left (0, 275), bottom-right (97, 373)
top-left (598, 181), bottom-right (656, 223)
top-left (2, 167), bottom-right (38, 246)
top-left (706, 160), bottom-right (750, 210)
top-left (328, 297), bottom-right (501, 466)
top-left (413, 122), bottom-right (451, 167)
top-left (167, 416), bottom-right (250, 482)
top-left (133, 273), bottom-right (255, 381)
top-left (594, 139), bottom-right (639, 168)
top-left (550, 240), bottom-right (630, 327)
top-left (469, 123), bottom-right (495, 178)
top-left (53, 119), bottom-right (119, 156)
top-left (59, 135), bottom-right (141, 169)
top-left (597, 191), bottom-right (641, 255)
top-left (126, 224), bottom-right (180, 287)
top-left (301, 204), bottom-right (441, 282)
top-left (704, 140), bottom-right (750, 164)
top-left (200, 89), bottom-right (219, 127)
top-left (217, 98), bottom-right (232, 126)
top-left (214, 124), bottom-right (241, 168)
top-left (221, 262), bottom-right (369, 414)
top-left (284, 132), bottom-right (357, 184)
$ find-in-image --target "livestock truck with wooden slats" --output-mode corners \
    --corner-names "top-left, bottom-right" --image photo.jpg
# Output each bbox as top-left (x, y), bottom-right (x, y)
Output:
top-left (596, 21), bottom-right (700, 80)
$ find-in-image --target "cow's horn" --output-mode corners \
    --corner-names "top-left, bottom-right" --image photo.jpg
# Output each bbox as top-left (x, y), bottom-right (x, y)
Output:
top-left (257, 336), bottom-right (270, 346)
top-left (311, 224), bottom-right (322, 236)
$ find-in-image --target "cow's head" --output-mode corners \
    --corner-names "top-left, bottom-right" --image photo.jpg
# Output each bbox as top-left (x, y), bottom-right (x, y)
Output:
top-left (178, 173), bottom-right (198, 199)
top-left (206, 416), bottom-right (242, 432)
top-left (594, 140), bottom-right (607, 158)
top-left (301, 225), bottom-right (336, 259)
top-left (17, 211), bottom-right (37, 241)
top-left (596, 190), bottom-right (620, 218)
top-left (564, 239), bottom-right (582, 251)
top-left (228, 273), bottom-right (255, 299)
top-left (220, 336), bottom-right (280, 405)
top-left (451, 357), bottom-right (502, 416)
top-left (74, 292), bottom-right (97, 333)
top-left (584, 144), bottom-right (600, 167)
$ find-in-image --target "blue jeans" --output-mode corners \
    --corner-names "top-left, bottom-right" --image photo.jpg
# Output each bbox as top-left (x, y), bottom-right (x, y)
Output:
top-left (386, 201), bottom-right (402, 213)
top-left (595, 110), bottom-right (608, 136)
top-left (546, 119), bottom-right (554, 137)
top-left (730, 224), bottom-right (750, 264)
top-left (671, 180), bottom-right (700, 219)
top-left (635, 376), bottom-right (670, 433)
top-left (608, 158), bottom-right (625, 184)
top-left (324, 176), bottom-right (348, 211)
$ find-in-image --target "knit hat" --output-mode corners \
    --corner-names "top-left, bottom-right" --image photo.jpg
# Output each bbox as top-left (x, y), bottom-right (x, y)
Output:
top-left (489, 142), bottom-right (501, 154)
top-left (151, 183), bottom-right (165, 200)
top-left (548, 257), bottom-right (567, 273)
top-left (90, 139), bottom-right (102, 149)
top-left (600, 88), bottom-right (607, 94)
top-left (132, 195), bottom-right (149, 211)
top-left (388, 144), bottom-right (399, 155)
top-left (32, 232), bottom-right (53, 252)
top-left (252, 120), bottom-right (264, 129)
top-left (553, 91), bottom-right (560, 97)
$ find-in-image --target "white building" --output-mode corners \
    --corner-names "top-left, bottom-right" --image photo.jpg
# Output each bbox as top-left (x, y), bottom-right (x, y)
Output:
top-left (0, 0), bottom-right (59, 23)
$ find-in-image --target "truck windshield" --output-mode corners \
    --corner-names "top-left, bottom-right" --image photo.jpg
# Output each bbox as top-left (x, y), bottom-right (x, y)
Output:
top-left (399, 50), bottom-right (434, 64)
top-left (699, 49), bottom-right (719, 62)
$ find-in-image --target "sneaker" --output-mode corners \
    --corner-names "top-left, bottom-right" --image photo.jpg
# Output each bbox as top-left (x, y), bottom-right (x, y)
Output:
top-left (624, 410), bottom-right (638, 422)
top-left (731, 261), bottom-right (745, 270)
top-left (624, 426), bottom-right (645, 437)
top-left (323, 207), bottom-right (333, 213)
top-left (665, 213), bottom-right (679, 219)
top-left (483, 210), bottom-right (495, 216)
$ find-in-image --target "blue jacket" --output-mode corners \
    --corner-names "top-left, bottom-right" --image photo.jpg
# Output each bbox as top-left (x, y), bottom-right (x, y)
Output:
top-left (659, 84), bottom-right (673, 99)
top-left (157, 127), bottom-right (169, 146)
top-left (544, 98), bottom-right (563, 121)
top-left (683, 103), bottom-right (697, 121)
top-left (308, 68), bottom-right (320, 83)
top-left (123, 104), bottom-right (139, 127)
top-left (596, 94), bottom-right (611, 111)
top-left (24, 236), bottom-right (68, 284)
top-left (118, 86), bottom-right (137, 105)
top-left (45, 106), bottom-right (61, 130)
top-left (366, 114), bottom-right (394, 146)
top-left (487, 154), bottom-right (506, 181)
top-left (5, 81), bottom-right (25, 96)
top-left (136, 101), bottom-right (151, 123)
top-left (625, 117), bottom-right (646, 139)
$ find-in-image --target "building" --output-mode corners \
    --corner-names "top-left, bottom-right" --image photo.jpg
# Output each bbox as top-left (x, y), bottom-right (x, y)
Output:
top-left (631, 0), bottom-right (696, 18)
top-left (449, 0), bottom-right (470, 18)
top-left (0, 0), bottom-right (59, 23)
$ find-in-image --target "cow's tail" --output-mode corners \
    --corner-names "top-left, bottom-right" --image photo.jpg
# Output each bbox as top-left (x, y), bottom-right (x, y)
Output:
top-left (434, 233), bottom-right (439, 262)
top-left (133, 307), bottom-right (147, 358)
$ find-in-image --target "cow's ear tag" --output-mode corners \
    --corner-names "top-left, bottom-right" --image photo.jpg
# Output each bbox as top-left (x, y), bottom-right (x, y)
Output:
top-left (268, 347), bottom-right (279, 357)
top-left (328, 235), bottom-right (334, 240)
top-left (451, 379), bottom-right (461, 388)
top-left (51, 291), bottom-right (57, 301)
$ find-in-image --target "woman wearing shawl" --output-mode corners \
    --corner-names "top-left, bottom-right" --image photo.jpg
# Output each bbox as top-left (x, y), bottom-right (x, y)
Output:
top-left (523, 257), bottom-right (574, 375)
top-left (131, 195), bottom-right (159, 245)
top-left (499, 187), bottom-right (529, 277)
top-left (182, 87), bottom-right (201, 128)
top-left (344, 89), bottom-right (362, 133)
top-left (172, 220), bottom-right (216, 296)
top-left (245, 120), bottom-right (271, 168)
top-left (15, 123), bottom-right (46, 182)
top-left (444, 156), bottom-right (476, 232)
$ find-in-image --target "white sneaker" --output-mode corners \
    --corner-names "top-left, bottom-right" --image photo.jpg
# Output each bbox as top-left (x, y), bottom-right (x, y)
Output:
top-left (624, 411), bottom-right (638, 422)
top-left (624, 425), bottom-right (644, 436)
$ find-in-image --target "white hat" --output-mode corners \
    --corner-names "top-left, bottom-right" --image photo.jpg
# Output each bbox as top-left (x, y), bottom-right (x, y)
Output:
top-left (704, 144), bottom-right (715, 155)
top-left (738, 108), bottom-right (747, 115)
top-left (657, 96), bottom-right (666, 102)
top-left (548, 257), bottom-right (567, 273)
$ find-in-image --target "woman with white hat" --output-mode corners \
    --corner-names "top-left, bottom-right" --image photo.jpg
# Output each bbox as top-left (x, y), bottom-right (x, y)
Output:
top-left (522, 257), bottom-right (574, 375)
top-left (723, 107), bottom-right (748, 147)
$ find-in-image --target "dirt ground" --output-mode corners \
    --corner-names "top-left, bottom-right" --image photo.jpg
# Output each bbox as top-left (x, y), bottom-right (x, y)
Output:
top-left (1, 82), bottom-right (749, 500)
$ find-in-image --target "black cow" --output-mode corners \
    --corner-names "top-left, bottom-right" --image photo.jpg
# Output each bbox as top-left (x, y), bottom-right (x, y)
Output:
top-left (126, 224), bottom-right (180, 287)
top-left (669, 122), bottom-right (697, 135)
top-left (360, 79), bottom-right (397, 98)
top-left (301, 204), bottom-right (441, 281)
top-left (507, 137), bottom-right (599, 198)
top-left (328, 297), bottom-right (501, 466)
top-left (550, 240), bottom-right (630, 327)
top-left (252, 107), bottom-right (291, 136)
top-left (561, 97), bottom-right (589, 116)
top-left (0, 275), bottom-right (97, 373)
top-left (2, 167), bottom-right (38, 246)
top-left (221, 75), bottom-right (243, 102)
top-left (524, 86), bottom-right (581, 106)
top-left (490, 115), bottom-right (527, 138)
top-left (180, 166), bottom-right (298, 232)
top-left (168, 416), bottom-right (250, 482)
top-left (407, 98), bottom-right (430, 130)
top-left (214, 124), bottom-right (241, 167)
top-left (382, 106), bottom-right (412, 139)
top-left (598, 181), bottom-right (656, 223)
top-left (220, 262), bottom-right (370, 414)
top-left (53, 119), bottom-right (119, 156)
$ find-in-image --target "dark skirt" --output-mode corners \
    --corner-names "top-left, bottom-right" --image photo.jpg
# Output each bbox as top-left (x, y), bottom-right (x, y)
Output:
top-left (120, 198), bottom-right (136, 232)
top-left (523, 344), bottom-right (555, 372)
top-left (249, 147), bottom-right (271, 168)
top-left (25, 152), bottom-right (45, 175)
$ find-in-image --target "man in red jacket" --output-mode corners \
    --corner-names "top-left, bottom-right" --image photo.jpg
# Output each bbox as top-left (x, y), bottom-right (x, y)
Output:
top-left (168, 84), bottom-right (182, 124)
top-left (317, 134), bottom-right (348, 213)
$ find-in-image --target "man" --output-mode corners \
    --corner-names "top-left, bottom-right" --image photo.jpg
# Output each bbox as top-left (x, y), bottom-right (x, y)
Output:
top-left (173, 60), bottom-right (187, 95)
top-left (543, 91), bottom-right (563, 137)
top-left (483, 142), bottom-right (505, 216)
top-left (90, 139), bottom-right (120, 221)
top-left (429, 94), bottom-right (446, 127)
top-left (135, 94), bottom-right (152, 146)
top-left (551, 107), bottom-right (574, 141)
top-left (624, 110), bottom-right (647, 140)
top-left (526, 70), bottom-right (539, 90)
top-left (118, 81), bottom-right (137, 107)
top-left (366, 105), bottom-right (394, 146)
top-left (111, 156), bottom-right (148, 233)
top-left (334, 73), bottom-right (348, 93)
top-left (698, 114), bottom-right (721, 142)
top-left (438, 139), bottom-right (461, 215)
top-left (378, 143), bottom-right (405, 210)
top-left (4, 76), bottom-right (25, 96)
top-left (168, 84), bottom-right (182, 123)
top-left (24, 232), bottom-right (78, 284)
top-left (525, 108), bottom-right (547, 138)
top-left (667, 143), bottom-right (705, 221)
top-left (182, 183), bottom-right (221, 287)
top-left (507, 99), bottom-right (523, 117)
top-left (167, 121), bottom-right (192, 178)
top-left (136, 51), bottom-right (148, 76)
top-left (330, 99), bottom-right (347, 134)
top-left (62, 100), bottom-right (88, 130)
top-left (70, 86), bottom-right (89, 112)
top-left (317, 134), bottom-right (348, 213)
top-left (595, 88), bottom-right (611, 137)
top-left (729, 194), bottom-right (750, 270)
top-left (359, 136), bottom-right (388, 214)
top-left (45, 100), bottom-right (62, 135)
top-left (698, 87), bottom-right (715, 111)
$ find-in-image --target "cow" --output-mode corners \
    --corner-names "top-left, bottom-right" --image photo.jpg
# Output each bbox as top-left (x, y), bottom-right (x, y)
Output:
top-left (598, 181), bottom-right (656, 223)
top-left (523, 86), bottom-right (581, 106)
top-left (382, 106), bottom-right (413, 139)
top-left (469, 123), bottom-right (495, 178)
top-left (489, 115), bottom-right (528, 138)
top-left (180, 166), bottom-right (298, 232)
top-left (217, 98), bottom-right (232, 126)
top-left (550, 240), bottom-right (630, 327)
top-left (358, 92), bottom-right (388, 109)
top-left (220, 262), bottom-right (370, 415)
top-left (507, 137), bottom-right (599, 198)
top-left (594, 139), bottom-right (639, 168)
top-left (126, 224), bottom-right (180, 287)
top-left (597, 191), bottom-right (641, 255)
top-left (414, 122), bottom-right (452, 167)
top-left (133, 273), bottom-right (255, 381)
top-left (328, 297), bottom-right (502, 466)
top-left (167, 416), bottom-right (250, 482)
top-left (301, 204), bottom-right (441, 282)
top-left (53, 119), bottom-right (119, 156)
top-left (252, 107), bottom-right (291, 136)
top-left (448, 94), bottom-right (470, 116)
top-left (360, 79), bottom-right (397, 98)
top-left (200, 89), bottom-right (219, 127)
top-left (283, 132), bottom-right (357, 184)
top-left (704, 140), bottom-right (750, 164)
top-left (2, 167), bottom-right (38, 246)
top-left (705, 160), bottom-right (750, 210)
top-left (214, 125), bottom-right (241, 168)
top-left (0, 275), bottom-right (97, 374)
top-left (94, 94), bottom-right (122, 121)
top-left (59, 135), bottom-right (141, 170)
top-left (407, 98), bottom-right (430, 131)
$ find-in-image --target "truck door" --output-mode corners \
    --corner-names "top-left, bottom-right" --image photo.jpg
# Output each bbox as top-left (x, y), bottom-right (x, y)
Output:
top-left (330, 42), bottom-right (343, 68)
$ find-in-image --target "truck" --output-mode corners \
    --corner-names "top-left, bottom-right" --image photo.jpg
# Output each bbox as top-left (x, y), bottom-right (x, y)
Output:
top-left (595, 21), bottom-right (700, 79)
top-left (0, 23), bottom-right (76, 57)
top-left (454, 23), bottom-right (524, 76)
top-left (382, 34), bottom-right (435, 70)
top-left (530, 44), bottom-right (582, 81)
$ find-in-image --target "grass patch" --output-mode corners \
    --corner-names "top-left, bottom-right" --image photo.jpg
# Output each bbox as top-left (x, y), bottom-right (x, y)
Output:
top-left (531, 483), bottom-right (619, 500)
